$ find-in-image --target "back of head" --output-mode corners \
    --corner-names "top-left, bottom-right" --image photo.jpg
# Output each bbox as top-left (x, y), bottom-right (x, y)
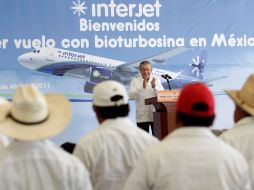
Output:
top-left (176, 82), bottom-right (215, 127)
top-left (93, 80), bottom-right (129, 119)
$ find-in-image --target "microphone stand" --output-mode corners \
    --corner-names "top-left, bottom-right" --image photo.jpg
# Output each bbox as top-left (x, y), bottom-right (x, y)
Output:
top-left (166, 78), bottom-right (171, 90)
top-left (161, 75), bottom-right (172, 90)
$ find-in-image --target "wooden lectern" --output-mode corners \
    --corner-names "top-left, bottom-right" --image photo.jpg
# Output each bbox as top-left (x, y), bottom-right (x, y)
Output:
top-left (145, 90), bottom-right (180, 140)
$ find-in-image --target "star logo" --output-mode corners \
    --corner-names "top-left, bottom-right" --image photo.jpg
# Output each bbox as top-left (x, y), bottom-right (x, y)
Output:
top-left (71, 0), bottom-right (88, 17)
top-left (189, 55), bottom-right (205, 78)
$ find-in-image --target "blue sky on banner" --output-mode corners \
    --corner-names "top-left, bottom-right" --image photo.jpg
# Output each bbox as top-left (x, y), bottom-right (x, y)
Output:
top-left (0, 0), bottom-right (254, 96)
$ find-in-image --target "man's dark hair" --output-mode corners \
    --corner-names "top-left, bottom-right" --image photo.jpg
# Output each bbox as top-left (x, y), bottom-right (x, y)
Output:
top-left (139, 61), bottom-right (151, 69)
top-left (176, 112), bottom-right (215, 127)
top-left (95, 104), bottom-right (129, 119)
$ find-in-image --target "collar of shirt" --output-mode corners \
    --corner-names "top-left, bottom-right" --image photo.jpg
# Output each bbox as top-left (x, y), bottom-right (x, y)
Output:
top-left (163, 127), bottom-right (215, 142)
top-left (137, 75), bottom-right (155, 82)
top-left (9, 139), bottom-right (53, 150)
top-left (100, 117), bottom-right (133, 129)
top-left (235, 116), bottom-right (254, 127)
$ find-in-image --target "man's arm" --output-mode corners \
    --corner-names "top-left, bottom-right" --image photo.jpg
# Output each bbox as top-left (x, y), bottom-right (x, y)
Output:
top-left (129, 78), bottom-right (139, 100)
top-left (121, 155), bottom-right (153, 190)
top-left (73, 142), bottom-right (95, 174)
top-left (153, 77), bottom-right (164, 91)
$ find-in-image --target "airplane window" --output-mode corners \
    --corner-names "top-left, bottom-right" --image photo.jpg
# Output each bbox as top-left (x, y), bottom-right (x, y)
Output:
top-left (37, 50), bottom-right (40, 53)
top-left (33, 50), bottom-right (37, 53)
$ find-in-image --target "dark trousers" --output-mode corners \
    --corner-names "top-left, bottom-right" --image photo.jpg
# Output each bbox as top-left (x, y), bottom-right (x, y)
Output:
top-left (137, 122), bottom-right (154, 135)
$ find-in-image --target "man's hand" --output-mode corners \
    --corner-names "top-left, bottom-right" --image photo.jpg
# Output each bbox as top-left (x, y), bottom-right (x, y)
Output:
top-left (151, 77), bottom-right (156, 88)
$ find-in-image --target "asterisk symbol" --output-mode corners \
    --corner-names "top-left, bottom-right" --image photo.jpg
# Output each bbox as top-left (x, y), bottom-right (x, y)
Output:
top-left (71, 0), bottom-right (88, 17)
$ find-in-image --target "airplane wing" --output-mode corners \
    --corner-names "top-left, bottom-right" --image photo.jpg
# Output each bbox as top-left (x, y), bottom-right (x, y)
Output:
top-left (115, 47), bottom-right (189, 73)
top-left (203, 75), bottom-right (227, 84)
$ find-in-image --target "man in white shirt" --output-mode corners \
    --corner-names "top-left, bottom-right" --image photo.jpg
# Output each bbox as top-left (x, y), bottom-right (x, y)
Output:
top-left (0, 85), bottom-right (92, 190)
top-left (74, 80), bottom-right (158, 190)
top-left (129, 61), bottom-right (164, 135)
top-left (220, 74), bottom-right (254, 162)
top-left (122, 82), bottom-right (251, 190)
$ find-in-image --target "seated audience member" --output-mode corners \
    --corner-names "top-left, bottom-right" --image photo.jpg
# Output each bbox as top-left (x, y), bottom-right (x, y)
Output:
top-left (122, 82), bottom-right (251, 190)
top-left (220, 74), bottom-right (254, 162)
top-left (73, 80), bottom-right (159, 190)
top-left (0, 97), bottom-right (12, 148)
top-left (0, 85), bottom-right (92, 190)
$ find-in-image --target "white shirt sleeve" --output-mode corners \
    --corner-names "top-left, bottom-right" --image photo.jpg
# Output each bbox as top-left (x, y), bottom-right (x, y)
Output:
top-left (122, 155), bottom-right (152, 190)
top-left (129, 78), bottom-right (139, 100)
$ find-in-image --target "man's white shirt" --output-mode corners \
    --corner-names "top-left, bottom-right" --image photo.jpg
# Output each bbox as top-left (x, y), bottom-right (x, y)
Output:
top-left (74, 117), bottom-right (159, 190)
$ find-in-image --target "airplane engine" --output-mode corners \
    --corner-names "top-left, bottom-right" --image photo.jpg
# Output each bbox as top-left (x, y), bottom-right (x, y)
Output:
top-left (90, 67), bottom-right (113, 83)
top-left (84, 67), bottom-right (113, 93)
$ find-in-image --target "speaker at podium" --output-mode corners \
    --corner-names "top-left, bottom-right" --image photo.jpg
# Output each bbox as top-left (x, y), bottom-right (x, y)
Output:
top-left (145, 89), bottom-right (181, 140)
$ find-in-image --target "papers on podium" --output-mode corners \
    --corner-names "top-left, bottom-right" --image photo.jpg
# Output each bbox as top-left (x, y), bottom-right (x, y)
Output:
top-left (157, 89), bottom-right (181, 103)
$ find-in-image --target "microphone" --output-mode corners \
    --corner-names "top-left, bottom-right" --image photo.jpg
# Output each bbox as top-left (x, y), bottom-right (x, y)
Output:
top-left (161, 74), bottom-right (172, 80)
top-left (161, 74), bottom-right (172, 90)
top-left (166, 74), bottom-right (172, 80)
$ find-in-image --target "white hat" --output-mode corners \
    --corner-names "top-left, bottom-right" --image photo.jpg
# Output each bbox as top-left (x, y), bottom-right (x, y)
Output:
top-left (225, 74), bottom-right (254, 116)
top-left (93, 80), bottom-right (128, 107)
top-left (0, 85), bottom-right (72, 141)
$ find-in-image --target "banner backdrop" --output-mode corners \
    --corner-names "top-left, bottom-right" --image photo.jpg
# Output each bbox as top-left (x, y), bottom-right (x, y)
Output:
top-left (1, 0), bottom-right (254, 143)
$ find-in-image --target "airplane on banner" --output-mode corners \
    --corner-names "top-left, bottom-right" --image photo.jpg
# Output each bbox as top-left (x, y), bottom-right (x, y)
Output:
top-left (17, 47), bottom-right (216, 93)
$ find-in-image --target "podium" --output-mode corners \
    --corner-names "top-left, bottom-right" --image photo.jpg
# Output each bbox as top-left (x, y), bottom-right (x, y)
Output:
top-left (145, 90), bottom-right (180, 140)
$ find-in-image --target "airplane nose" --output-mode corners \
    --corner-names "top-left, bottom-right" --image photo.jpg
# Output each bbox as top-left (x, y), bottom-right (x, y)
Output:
top-left (17, 54), bottom-right (31, 64)
top-left (17, 55), bottom-right (25, 63)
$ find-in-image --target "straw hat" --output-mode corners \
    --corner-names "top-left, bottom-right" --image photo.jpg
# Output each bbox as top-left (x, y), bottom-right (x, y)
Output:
top-left (225, 74), bottom-right (254, 116)
top-left (0, 85), bottom-right (72, 141)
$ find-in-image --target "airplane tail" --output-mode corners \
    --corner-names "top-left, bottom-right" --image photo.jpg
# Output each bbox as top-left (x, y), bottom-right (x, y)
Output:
top-left (183, 49), bottom-right (208, 79)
